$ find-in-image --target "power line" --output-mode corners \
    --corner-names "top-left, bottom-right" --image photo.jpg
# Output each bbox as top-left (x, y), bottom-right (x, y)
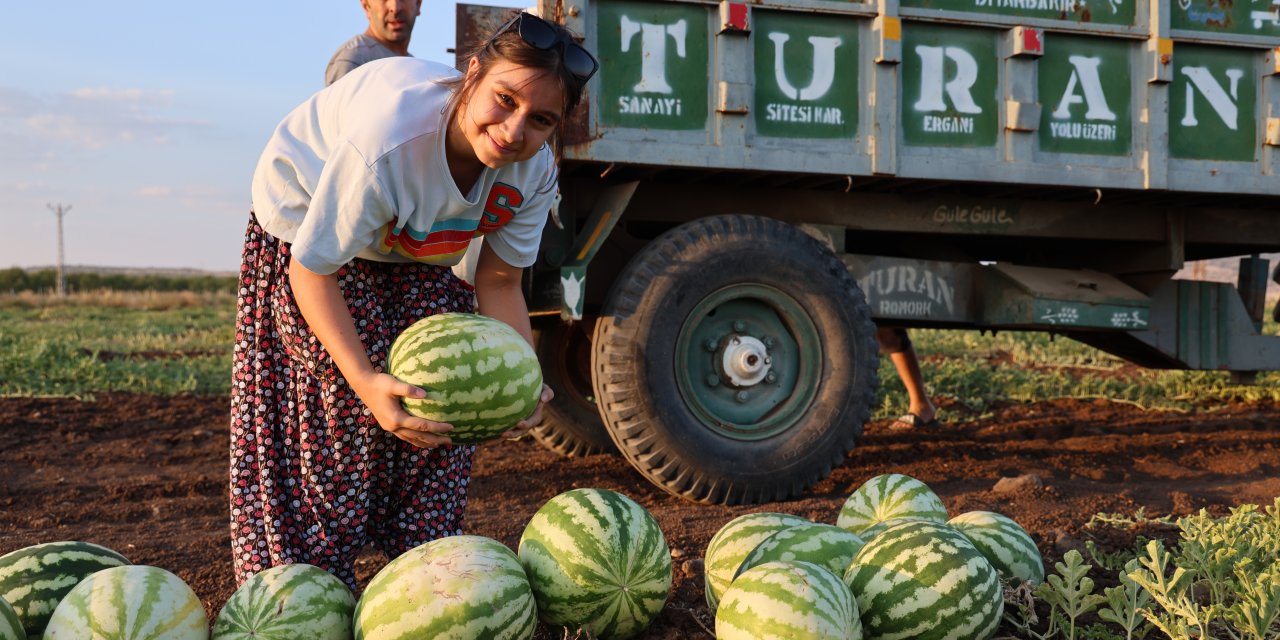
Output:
top-left (48, 203), bottom-right (72, 297)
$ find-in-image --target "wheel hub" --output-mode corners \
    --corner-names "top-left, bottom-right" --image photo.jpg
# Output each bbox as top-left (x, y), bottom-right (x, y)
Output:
top-left (719, 335), bottom-right (771, 387)
top-left (674, 284), bottom-right (823, 440)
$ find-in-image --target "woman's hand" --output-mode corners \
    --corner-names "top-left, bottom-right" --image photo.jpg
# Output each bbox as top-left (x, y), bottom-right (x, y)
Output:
top-left (289, 258), bottom-right (455, 449)
top-left (501, 384), bottom-right (554, 442)
top-left (351, 371), bottom-right (455, 448)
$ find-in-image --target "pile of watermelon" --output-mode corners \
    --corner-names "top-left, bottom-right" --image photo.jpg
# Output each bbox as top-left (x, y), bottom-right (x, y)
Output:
top-left (0, 315), bottom-right (681, 639)
top-left (706, 472), bottom-right (1044, 640)
top-left (355, 487), bottom-right (672, 640)
top-left (0, 487), bottom-right (672, 640)
top-left (1, 473), bottom-right (1041, 640)
top-left (3, 314), bottom-right (1040, 639)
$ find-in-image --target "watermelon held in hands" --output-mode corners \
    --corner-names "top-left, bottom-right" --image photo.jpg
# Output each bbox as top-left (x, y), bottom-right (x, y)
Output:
top-left (42, 565), bottom-right (208, 640)
top-left (518, 488), bottom-right (672, 640)
top-left (212, 563), bottom-right (355, 640)
top-left (716, 560), bottom-right (862, 640)
top-left (388, 313), bottom-right (543, 443)
top-left (0, 540), bottom-right (131, 637)
top-left (354, 535), bottom-right (536, 640)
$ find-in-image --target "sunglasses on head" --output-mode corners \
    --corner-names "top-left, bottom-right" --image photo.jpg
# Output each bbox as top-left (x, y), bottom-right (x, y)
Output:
top-left (491, 12), bottom-right (599, 83)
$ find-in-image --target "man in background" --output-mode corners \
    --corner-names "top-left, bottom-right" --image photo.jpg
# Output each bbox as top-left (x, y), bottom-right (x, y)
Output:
top-left (325, 0), bottom-right (424, 86)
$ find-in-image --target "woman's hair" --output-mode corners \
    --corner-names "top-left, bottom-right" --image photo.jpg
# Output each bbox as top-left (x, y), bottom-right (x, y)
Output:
top-left (439, 11), bottom-right (590, 153)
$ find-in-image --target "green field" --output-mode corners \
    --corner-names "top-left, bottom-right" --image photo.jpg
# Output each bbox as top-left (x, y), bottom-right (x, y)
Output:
top-left (881, 322), bottom-right (1280, 421)
top-left (1, 291), bottom-right (1277, 415)
top-left (0, 291), bottom-right (235, 396)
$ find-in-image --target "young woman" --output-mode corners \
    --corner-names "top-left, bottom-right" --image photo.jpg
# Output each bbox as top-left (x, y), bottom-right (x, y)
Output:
top-left (229, 12), bottom-right (598, 589)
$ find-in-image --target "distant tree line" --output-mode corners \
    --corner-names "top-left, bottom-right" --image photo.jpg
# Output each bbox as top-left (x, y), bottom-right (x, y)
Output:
top-left (0, 268), bottom-right (237, 293)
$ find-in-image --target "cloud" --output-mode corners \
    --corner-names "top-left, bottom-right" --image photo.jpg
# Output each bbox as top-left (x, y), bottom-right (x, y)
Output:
top-left (0, 85), bottom-right (210, 151)
top-left (0, 130), bottom-right (53, 170)
top-left (70, 87), bottom-right (176, 103)
top-left (11, 180), bottom-right (51, 192)
top-left (137, 183), bottom-right (229, 199)
top-left (0, 87), bottom-right (41, 117)
top-left (136, 183), bottom-right (247, 216)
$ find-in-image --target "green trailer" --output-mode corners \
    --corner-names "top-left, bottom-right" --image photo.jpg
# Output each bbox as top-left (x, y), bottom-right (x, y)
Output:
top-left (457, 0), bottom-right (1280, 504)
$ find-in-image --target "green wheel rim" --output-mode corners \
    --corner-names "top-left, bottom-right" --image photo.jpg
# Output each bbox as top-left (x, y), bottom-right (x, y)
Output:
top-left (675, 284), bottom-right (822, 441)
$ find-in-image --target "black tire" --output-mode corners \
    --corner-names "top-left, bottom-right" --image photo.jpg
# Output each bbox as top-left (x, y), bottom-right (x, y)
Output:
top-left (592, 215), bottom-right (878, 504)
top-left (530, 318), bottom-right (618, 457)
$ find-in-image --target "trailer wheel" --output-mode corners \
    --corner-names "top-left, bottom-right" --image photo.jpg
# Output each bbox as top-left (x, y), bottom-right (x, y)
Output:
top-left (530, 318), bottom-right (618, 457)
top-left (592, 215), bottom-right (878, 504)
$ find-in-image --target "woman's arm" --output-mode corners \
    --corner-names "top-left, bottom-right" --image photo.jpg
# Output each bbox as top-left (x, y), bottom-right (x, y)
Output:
top-left (289, 256), bottom-right (454, 447)
top-left (472, 241), bottom-right (554, 439)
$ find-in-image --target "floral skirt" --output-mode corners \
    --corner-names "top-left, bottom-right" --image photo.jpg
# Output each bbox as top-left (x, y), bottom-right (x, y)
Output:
top-left (228, 214), bottom-right (477, 590)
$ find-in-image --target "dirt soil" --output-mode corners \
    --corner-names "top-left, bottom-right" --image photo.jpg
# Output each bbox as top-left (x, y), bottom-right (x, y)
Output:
top-left (3, 393), bottom-right (1280, 638)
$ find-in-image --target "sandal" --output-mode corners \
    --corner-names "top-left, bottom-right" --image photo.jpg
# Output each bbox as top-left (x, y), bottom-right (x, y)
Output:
top-left (889, 412), bottom-right (940, 431)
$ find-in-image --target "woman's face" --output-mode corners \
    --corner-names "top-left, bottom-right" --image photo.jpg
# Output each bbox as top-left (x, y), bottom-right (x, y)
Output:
top-left (455, 58), bottom-right (565, 170)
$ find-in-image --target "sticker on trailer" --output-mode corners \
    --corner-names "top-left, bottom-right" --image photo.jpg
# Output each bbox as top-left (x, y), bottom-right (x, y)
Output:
top-left (1172, 0), bottom-right (1280, 38)
top-left (597, 1), bottom-right (710, 130)
top-left (1039, 35), bottom-right (1133, 156)
top-left (753, 11), bottom-right (860, 139)
top-left (1169, 45), bottom-right (1258, 162)
top-left (902, 24), bottom-right (999, 148)
top-left (900, 0), bottom-right (1134, 26)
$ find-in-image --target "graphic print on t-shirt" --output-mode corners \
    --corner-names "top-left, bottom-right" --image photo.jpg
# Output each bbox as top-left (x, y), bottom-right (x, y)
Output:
top-left (379, 182), bottom-right (525, 263)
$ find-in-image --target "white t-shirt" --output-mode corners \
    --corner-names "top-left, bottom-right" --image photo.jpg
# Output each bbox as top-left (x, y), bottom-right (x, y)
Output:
top-left (251, 57), bottom-right (556, 276)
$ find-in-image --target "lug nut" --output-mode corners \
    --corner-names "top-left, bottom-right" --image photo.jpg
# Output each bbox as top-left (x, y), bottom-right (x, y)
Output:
top-left (705, 339), bottom-right (718, 352)
top-left (706, 374), bottom-right (720, 387)
top-left (765, 371), bottom-right (777, 383)
top-left (736, 390), bottom-right (749, 403)
top-left (733, 320), bottom-right (747, 332)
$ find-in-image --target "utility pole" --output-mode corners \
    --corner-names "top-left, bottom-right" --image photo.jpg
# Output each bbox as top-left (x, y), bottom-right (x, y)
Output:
top-left (47, 203), bottom-right (71, 296)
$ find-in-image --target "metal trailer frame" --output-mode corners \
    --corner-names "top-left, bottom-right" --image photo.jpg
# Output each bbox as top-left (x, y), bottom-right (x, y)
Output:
top-left (484, 0), bottom-right (1280, 370)
top-left (457, 0), bottom-right (1280, 503)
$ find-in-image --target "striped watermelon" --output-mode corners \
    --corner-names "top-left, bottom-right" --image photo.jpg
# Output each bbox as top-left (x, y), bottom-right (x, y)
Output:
top-left (947, 511), bottom-right (1045, 585)
top-left (836, 474), bottom-right (948, 536)
top-left (0, 540), bottom-right (130, 636)
top-left (42, 565), bottom-right (208, 640)
top-left (0, 596), bottom-right (26, 640)
top-left (518, 488), bottom-right (671, 640)
top-left (354, 535), bottom-right (535, 640)
top-left (733, 522), bottom-right (865, 584)
top-left (857, 517), bottom-right (933, 542)
top-left (704, 512), bottom-right (810, 613)
top-left (388, 313), bottom-right (543, 443)
top-left (843, 520), bottom-right (1002, 640)
top-left (716, 560), bottom-right (862, 640)
top-left (212, 563), bottom-right (355, 640)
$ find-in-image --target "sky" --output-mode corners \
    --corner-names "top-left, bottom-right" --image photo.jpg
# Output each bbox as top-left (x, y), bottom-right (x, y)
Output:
top-left (0, 1), bottom-right (532, 273)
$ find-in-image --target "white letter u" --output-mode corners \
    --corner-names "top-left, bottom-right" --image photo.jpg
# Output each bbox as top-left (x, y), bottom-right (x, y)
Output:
top-left (768, 33), bottom-right (843, 101)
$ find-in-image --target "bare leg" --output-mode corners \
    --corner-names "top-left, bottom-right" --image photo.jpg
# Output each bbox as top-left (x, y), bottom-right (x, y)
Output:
top-left (876, 327), bottom-right (937, 423)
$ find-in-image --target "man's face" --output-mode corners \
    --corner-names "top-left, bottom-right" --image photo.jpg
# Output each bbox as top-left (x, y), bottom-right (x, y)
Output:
top-left (361, 0), bottom-right (422, 47)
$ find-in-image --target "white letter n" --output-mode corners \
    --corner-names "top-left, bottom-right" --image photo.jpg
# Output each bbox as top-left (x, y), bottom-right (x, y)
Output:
top-left (1180, 66), bottom-right (1242, 130)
